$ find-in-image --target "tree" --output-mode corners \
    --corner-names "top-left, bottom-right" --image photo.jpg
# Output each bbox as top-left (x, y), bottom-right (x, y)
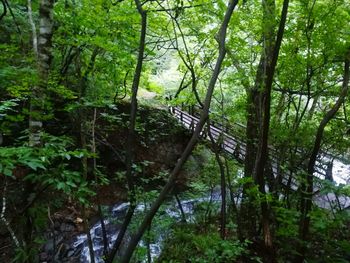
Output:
top-left (297, 48), bottom-right (349, 262)
top-left (120, 0), bottom-right (238, 261)
top-left (1, 0), bottom-right (350, 262)
top-left (29, 0), bottom-right (55, 146)
top-left (239, 1), bottom-right (289, 259)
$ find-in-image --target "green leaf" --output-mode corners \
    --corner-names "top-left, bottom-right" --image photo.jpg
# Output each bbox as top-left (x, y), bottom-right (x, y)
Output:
top-left (66, 181), bottom-right (77, 188)
top-left (56, 182), bottom-right (65, 190)
top-left (25, 161), bottom-right (46, 171)
top-left (3, 167), bottom-right (12, 177)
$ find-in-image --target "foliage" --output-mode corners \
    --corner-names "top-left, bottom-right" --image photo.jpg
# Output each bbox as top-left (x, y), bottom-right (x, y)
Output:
top-left (158, 224), bottom-right (249, 263)
top-left (307, 208), bottom-right (350, 262)
top-left (0, 133), bottom-right (95, 202)
top-left (1, 0), bottom-right (350, 262)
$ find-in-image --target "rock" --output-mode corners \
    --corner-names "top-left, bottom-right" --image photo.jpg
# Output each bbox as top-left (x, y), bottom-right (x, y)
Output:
top-left (106, 223), bottom-right (118, 234)
top-left (67, 249), bottom-right (74, 257)
top-left (94, 227), bottom-right (102, 237)
top-left (60, 223), bottom-right (76, 232)
top-left (94, 236), bottom-right (104, 246)
top-left (54, 221), bottom-right (61, 230)
top-left (56, 235), bottom-right (64, 246)
top-left (74, 217), bottom-right (83, 224)
top-left (44, 239), bottom-right (54, 252)
top-left (72, 240), bottom-right (84, 256)
top-left (39, 252), bottom-right (48, 261)
top-left (54, 243), bottom-right (69, 261)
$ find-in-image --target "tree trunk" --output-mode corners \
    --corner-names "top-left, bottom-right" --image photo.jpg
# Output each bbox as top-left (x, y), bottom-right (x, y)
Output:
top-left (106, 1), bottom-right (147, 261)
top-left (105, 206), bottom-right (136, 263)
top-left (76, 48), bottom-right (101, 263)
top-left (208, 123), bottom-right (226, 239)
top-left (29, 0), bottom-right (55, 146)
top-left (24, 1), bottom-right (55, 257)
top-left (297, 51), bottom-right (349, 262)
top-left (91, 108), bottom-right (109, 256)
top-left (175, 194), bottom-right (187, 223)
top-left (240, 2), bottom-right (289, 256)
top-left (27, 0), bottom-right (38, 57)
top-left (119, 1), bottom-right (238, 262)
top-left (80, 117), bottom-right (96, 263)
top-left (240, 0), bottom-right (276, 242)
top-left (253, 0), bottom-right (289, 256)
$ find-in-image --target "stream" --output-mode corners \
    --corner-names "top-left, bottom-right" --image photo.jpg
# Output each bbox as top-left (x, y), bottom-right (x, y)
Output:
top-left (43, 160), bottom-right (349, 263)
top-left (71, 192), bottom-right (222, 263)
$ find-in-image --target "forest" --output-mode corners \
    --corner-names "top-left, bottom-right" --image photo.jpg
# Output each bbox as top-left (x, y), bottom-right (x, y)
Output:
top-left (0, 0), bottom-right (350, 262)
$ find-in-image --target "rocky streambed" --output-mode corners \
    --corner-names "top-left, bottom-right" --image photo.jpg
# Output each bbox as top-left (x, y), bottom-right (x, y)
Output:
top-left (40, 190), bottom-right (223, 263)
top-left (40, 158), bottom-right (350, 263)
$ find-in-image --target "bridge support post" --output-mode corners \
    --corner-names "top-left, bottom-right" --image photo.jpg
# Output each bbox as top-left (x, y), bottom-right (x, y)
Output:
top-left (190, 120), bottom-right (194, 132)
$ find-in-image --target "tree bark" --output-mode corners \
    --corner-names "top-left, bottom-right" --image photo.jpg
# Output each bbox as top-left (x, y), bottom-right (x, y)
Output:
top-left (24, 1), bottom-right (55, 257)
top-left (80, 113), bottom-right (96, 263)
top-left (240, 0), bottom-right (276, 242)
top-left (240, 2), bottom-right (289, 255)
top-left (253, 0), bottom-right (289, 255)
top-left (27, 0), bottom-right (38, 57)
top-left (29, 0), bottom-right (55, 146)
top-left (82, 207), bottom-right (95, 263)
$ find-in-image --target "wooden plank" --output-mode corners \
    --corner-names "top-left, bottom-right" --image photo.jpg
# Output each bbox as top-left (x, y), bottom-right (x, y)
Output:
top-left (170, 107), bottom-right (327, 180)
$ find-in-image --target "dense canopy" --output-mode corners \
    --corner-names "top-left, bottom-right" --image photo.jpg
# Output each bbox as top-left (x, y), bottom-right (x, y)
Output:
top-left (0, 0), bottom-right (349, 262)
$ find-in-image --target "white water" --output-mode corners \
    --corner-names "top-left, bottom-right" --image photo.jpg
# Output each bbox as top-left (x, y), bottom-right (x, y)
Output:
top-left (72, 191), bottom-right (222, 263)
top-left (71, 158), bottom-right (349, 263)
top-left (73, 218), bottom-right (119, 263)
top-left (331, 159), bottom-right (350, 185)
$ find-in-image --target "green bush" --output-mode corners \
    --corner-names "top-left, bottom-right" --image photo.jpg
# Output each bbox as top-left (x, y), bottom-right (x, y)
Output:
top-left (158, 225), bottom-right (247, 263)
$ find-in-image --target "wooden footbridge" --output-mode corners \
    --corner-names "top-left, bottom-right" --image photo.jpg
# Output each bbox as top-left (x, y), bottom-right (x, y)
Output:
top-left (169, 106), bottom-right (350, 209)
top-left (170, 107), bottom-right (327, 177)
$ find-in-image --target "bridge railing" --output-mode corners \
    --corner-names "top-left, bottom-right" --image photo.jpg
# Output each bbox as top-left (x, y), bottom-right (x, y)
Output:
top-left (169, 106), bottom-right (328, 181)
top-left (169, 106), bottom-right (350, 209)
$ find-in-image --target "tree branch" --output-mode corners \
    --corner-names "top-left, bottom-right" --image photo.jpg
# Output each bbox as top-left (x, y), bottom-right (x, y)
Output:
top-left (119, 0), bottom-right (238, 261)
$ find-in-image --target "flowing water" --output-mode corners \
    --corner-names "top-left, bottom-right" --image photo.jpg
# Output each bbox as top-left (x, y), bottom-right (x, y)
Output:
top-left (71, 191), bottom-right (222, 263)
top-left (68, 159), bottom-right (349, 262)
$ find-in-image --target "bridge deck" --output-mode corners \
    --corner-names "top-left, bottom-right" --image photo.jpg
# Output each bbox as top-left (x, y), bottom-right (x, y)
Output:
top-left (170, 107), bottom-right (350, 209)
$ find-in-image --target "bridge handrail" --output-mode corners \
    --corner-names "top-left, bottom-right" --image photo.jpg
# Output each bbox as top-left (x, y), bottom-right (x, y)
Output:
top-left (172, 106), bottom-right (346, 162)
top-left (169, 106), bottom-right (329, 179)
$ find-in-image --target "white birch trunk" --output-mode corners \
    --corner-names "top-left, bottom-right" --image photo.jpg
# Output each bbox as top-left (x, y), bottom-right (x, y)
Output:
top-left (29, 0), bottom-right (55, 146)
top-left (27, 0), bottom-right (38, 57)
